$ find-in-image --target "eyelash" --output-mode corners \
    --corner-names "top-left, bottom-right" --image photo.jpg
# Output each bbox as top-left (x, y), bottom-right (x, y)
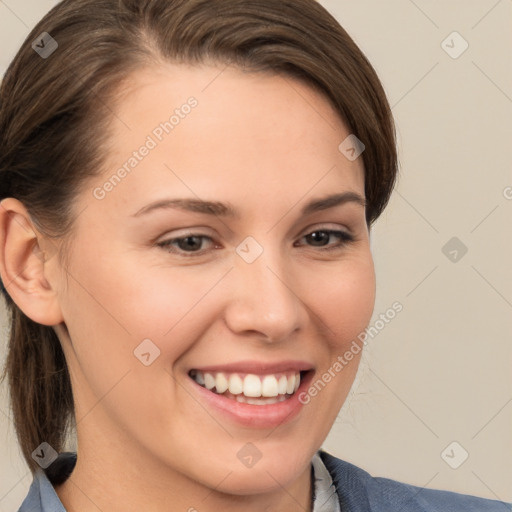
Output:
top-left (156, 229), bottom-right (355, 257)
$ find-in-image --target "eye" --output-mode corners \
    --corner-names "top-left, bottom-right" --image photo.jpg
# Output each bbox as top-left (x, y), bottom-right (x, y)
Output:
top-left (156, 228), bottom-right (355, 258)
top-left (295, 229), bottom-right (355, 250)
top-left (157, 234), bottom-right (215, 256)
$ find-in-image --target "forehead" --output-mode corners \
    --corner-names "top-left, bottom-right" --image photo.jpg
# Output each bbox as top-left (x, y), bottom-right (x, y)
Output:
top-left (82, 63), bottom-right (365, 221)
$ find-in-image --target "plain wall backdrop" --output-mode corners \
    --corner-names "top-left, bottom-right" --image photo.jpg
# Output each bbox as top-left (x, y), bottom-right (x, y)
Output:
top-left (0, 0), bottom-right (511, 510)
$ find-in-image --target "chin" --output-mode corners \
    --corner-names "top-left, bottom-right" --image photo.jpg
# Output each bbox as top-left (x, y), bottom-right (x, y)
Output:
top-left (213, 463), bottom-right (304, 496)
top-left (211, 446), bottom-right (313, 495)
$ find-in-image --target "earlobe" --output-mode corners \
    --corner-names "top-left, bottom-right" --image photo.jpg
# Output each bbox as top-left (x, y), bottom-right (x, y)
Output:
top-left (0, 197), bottom-right (64, 326)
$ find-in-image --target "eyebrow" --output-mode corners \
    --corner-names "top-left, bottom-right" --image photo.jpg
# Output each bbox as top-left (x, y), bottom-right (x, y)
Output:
top-left (131, 192), bottom-right (366, 219)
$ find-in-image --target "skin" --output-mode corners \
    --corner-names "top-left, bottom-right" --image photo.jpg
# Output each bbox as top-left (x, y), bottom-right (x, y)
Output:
top-left (0, 63), bottom-right (375, 512)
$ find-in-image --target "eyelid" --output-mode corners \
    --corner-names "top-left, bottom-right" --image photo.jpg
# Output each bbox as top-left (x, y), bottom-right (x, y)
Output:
top-left (156, 224), bottom-right (355, 258)
top-left (300, 222), bottom-right (353, 237)
top-left (155, 227), bottom-right (215, 242)
top-left (157, 223), bottom-right (352, 244)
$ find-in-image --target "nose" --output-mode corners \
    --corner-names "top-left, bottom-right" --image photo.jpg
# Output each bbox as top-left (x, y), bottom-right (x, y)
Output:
top-left (223, 245), bottom-right (305, 343)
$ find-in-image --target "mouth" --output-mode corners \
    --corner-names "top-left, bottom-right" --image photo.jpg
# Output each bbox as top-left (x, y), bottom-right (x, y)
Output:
top-left (188, 369), bottom-right (310, 405)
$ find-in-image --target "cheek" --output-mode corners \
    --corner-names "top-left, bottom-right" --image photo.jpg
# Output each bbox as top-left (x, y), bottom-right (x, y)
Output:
top-left (58, 261), bottom-right (208, 434)
top-left (313, 256), bottom-right (376, 347)
top-left (68, 249), bottom-right (217, 345)
top-left (116, 265), bottom-right (229, 362)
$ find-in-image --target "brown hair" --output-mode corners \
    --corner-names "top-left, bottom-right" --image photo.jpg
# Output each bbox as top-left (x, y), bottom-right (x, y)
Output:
top-left (0, 0), bottom-right (398, 474)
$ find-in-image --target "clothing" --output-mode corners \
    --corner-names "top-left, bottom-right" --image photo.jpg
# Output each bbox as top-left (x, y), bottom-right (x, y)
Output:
top-left (319, 450), bottom-right (511, 511)
top-left (18, 450), bottom-right (511, 512)
top-left (311, 451), bottom-right (341, 511)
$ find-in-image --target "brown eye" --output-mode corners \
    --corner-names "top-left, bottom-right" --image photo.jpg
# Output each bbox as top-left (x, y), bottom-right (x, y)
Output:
top-left (296, 229), bottom-right (354, 250)
top-left (157, 234), bottom-right (215, 255)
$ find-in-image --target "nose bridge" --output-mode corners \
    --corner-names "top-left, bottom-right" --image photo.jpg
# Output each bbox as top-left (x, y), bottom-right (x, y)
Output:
top-left (224, 237), bottom-right (303, 340)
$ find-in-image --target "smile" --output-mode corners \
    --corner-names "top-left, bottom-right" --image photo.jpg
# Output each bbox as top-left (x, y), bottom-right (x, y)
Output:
top-left (187, 362), bottom-right (314, 427)
top-left (189, 370), bottom-right (302, 405)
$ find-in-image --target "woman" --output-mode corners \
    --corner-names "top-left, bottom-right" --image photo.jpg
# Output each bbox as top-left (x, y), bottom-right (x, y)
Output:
top-left (0, 0), bottom-right (509, 510)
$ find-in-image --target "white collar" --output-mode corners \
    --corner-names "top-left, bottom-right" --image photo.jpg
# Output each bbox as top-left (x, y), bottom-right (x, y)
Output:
top-left (312, 451), bottom-right (341, 511)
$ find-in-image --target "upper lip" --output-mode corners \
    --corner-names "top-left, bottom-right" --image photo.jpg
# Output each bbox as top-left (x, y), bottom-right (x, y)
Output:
top-left (190, 360), bottom-right (314, 375)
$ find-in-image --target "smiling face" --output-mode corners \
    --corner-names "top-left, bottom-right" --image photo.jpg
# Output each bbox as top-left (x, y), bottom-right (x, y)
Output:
top-left (49, 62), bottom-right (376, 505)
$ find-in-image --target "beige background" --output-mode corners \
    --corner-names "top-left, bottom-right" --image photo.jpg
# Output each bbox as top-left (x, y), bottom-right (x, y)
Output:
top-left (0, 0), bottom-right (511, 509)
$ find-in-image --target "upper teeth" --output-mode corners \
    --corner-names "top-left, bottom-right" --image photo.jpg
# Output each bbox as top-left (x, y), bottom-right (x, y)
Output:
top-left (190, 370), bottom-right (301, 397)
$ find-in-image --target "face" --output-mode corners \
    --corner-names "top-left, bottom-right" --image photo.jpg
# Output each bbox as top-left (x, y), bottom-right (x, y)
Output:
top-left (50, 63), bottom-right (375, 496)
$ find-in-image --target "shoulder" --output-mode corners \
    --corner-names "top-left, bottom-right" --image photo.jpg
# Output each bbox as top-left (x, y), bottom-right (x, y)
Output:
top-left (319, 450), bottom-right (511, 512)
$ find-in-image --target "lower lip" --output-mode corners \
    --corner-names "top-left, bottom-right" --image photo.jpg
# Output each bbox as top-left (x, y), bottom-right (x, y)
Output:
top-left (188, 371), bottom-right (314, 429)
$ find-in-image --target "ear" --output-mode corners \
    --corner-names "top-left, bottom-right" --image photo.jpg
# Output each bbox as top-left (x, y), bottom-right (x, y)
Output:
top-left (0, 198), bottom-right (64, 326)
